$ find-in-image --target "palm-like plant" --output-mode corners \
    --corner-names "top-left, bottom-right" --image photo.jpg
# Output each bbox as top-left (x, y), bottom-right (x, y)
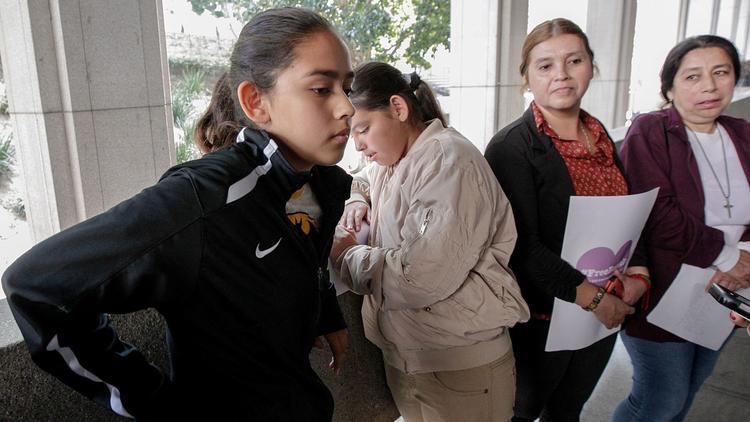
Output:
top-left (172, 68), bottom-right (208, 163)
top-left (0, 129), bottom-right (14, 187)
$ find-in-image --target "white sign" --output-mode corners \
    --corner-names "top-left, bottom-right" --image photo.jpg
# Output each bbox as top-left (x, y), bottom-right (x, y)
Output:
top-left (648, 263), bottom-right (750, 350)
top-left (545, 188), bottom-right (659, 352)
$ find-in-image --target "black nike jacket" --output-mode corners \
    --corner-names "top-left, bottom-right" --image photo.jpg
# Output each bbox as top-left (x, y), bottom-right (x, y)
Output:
top-left (1, 127), bottom-right (351, 421)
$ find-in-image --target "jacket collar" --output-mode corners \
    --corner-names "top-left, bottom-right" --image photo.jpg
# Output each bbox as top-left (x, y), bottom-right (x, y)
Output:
top-left (237, 127), bottom-right (351, 207)
top-left (522, 106), bottom-right (554, 153)
top-left (660, 106), bottom-right (750, 213)
top-left (664, 104), bottom-right (748, 149)
top-left (405, 119), bottom-right (446, 157)
top-left (661, 106), bottom-right (693, 150)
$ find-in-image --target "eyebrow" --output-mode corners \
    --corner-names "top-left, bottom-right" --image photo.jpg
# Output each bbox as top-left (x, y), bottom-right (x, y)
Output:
top-left (532, 51), bottom-right (585, 64)
top-left (679, 63), bottom-right (731, 74)
top-left (305, 69), bottom-right (355, 80)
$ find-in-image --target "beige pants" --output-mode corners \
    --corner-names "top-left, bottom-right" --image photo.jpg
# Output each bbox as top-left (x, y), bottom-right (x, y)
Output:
top-left (385, 348), bottom-right (516, 422)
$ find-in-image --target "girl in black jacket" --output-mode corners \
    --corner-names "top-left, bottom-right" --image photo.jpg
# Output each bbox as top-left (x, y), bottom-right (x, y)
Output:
top-left (2, 7), bottom-right (354, 421)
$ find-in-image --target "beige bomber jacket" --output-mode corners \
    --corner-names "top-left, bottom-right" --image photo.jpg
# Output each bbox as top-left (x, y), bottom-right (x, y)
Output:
top-left (338, 120), bottom-right (529, 374)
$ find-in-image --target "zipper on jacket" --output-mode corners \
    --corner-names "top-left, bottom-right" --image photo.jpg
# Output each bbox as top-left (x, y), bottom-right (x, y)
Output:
top-left (418, 209), bottom-right (433, 236)
top-left (317, 266), bottom-right (331, 291)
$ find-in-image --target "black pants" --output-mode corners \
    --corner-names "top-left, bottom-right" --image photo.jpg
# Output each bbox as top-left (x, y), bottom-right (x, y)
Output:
top-left (510, 319), bottom-right (617, 422)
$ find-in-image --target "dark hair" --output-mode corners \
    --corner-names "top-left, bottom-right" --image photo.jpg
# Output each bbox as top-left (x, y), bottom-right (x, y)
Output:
top-left (349, 62), bottom-right (446, 127)
top-left (659, 34), bottom-right (740, 104)
top-left (519, 18), bottom-right (595, 84)
top-left (195, 8), bottom-right (335, 154)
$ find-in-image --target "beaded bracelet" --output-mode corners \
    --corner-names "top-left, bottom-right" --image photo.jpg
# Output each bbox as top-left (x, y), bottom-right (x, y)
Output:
top-left (584, 287), bottom-right (606, 312)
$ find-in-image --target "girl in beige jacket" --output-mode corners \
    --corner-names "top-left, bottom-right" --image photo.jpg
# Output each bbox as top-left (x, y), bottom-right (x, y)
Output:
top-left (331, 62), bottom-right (529, 422)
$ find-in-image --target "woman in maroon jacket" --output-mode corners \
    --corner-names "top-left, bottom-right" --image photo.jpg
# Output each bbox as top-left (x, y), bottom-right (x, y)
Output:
top-left (615, 35), bottom-right (750, 421)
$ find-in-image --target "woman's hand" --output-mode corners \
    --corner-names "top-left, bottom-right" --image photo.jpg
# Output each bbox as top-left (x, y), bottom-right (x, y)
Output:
top-left (575, 281), bottom-right (635, 328)
top-left (330, 225), bottom-right (357, 269)
top-left (617, 266), bottom-right (650, 306)
top-left (729, 311), bottom-right (750, 336)
top-left (593, 293), bottom-right (635, 329)
top-left (339, 201), bottom-right (370, 232)
top-left (709, 270), bottom-right (746, 292)
top-left (726, 250), bottom-right (750, 286)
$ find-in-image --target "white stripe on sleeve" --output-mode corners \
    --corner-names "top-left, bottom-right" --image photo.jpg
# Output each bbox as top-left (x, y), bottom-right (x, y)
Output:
top-left (46, 335), bottom-right (134, 418)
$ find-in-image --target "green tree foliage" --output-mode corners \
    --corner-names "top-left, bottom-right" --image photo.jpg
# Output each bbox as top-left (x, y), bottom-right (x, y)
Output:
top-left (188, 0), bottom-right (449, 69)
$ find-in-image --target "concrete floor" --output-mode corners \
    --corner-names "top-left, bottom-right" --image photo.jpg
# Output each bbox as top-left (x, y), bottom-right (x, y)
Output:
top-left (395, 331), bottom-right (750, 422)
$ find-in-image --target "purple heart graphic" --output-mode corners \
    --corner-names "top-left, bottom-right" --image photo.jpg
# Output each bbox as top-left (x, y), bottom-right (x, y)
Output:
top-left (576, 240), bottom-right (632, 287)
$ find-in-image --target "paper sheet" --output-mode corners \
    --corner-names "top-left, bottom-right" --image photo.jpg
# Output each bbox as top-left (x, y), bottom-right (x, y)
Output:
top-left (648, 264), bottom-right (750, 350)
top-left (545, 188), bottom-right (659, 352)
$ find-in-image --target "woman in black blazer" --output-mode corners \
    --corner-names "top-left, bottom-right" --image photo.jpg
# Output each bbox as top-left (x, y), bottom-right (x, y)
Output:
top-left (484, 18), bottom-right (649, 421)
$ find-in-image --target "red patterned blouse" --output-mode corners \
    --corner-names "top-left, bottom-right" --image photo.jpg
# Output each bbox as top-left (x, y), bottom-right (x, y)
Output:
top-left (532, 101), bottom-right (628, 196)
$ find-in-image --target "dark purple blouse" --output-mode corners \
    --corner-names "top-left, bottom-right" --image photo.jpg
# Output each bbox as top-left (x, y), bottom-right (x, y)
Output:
top-left (619, 106), bottom-right (750, 342)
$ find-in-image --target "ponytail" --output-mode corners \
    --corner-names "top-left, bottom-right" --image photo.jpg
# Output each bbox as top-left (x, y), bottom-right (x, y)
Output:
top-left (194, 73), bottom-right (242, 153)
top-left (411, 73), bottom-right (446, 126)
top-left (351, 62), bottom-right (446, 127)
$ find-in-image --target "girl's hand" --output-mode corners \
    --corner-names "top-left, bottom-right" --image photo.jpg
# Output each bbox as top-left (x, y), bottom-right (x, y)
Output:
top-left (313, 328), bottom-right (349, 375)
top-left (339, 201), bottom-right (370, 232)
top-left (330, 225), bottom-right (357, 268)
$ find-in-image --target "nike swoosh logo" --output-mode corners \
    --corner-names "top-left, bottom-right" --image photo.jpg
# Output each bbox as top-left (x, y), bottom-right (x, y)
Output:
top-left (255, 238), bottom-right (282, 259)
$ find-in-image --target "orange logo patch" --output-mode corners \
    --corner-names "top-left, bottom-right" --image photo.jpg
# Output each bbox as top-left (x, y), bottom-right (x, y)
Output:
top-left (287, 212), bottom-right (316, 235)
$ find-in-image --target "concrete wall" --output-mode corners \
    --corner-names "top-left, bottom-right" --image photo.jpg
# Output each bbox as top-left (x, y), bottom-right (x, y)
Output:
top-left (0, 0), bottom-right (175, 242)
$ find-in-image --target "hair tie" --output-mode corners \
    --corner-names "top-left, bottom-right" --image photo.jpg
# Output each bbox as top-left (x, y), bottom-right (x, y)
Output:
top-left (409, 72), bottom-right (422, 91)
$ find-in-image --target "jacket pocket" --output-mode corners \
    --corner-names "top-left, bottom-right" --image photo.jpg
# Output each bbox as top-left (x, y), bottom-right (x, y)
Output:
top-left (431, 366), bottom-right (490, 396)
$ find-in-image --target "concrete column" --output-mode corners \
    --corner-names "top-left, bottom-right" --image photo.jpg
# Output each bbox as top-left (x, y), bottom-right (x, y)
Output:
top-left (583, 0), bottom-right (637, 129)
top-left (0, 0), bottom-right (174, 242)
top-left (677, 0), bottom-right (691, 42)
top-left (710, 0), bottom-right (721, 34)
top-left (449, 0), bottom-right (528, 151)
top-left (730, 0), bottom-right (741, 43)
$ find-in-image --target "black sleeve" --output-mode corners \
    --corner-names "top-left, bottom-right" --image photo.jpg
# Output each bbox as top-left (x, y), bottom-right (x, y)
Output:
top-left (485, 133), bottom-right (585, 303)
top-left (1, 168), bottom-right (204, 419)
top-left (317, 283), bottom-right (346, 335)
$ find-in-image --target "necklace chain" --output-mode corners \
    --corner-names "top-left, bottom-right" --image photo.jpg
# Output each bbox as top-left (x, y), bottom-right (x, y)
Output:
top-left (686, 125), bottom-right (733, 218)
top-left (579, 121), bottom-right (594, 153)
top-left (548, 119), bottom-right (595, 153)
